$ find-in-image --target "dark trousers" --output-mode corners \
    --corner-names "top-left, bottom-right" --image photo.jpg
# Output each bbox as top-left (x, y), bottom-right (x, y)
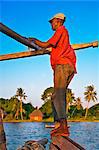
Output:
top-left (51, 64), bottom-right (75, 122)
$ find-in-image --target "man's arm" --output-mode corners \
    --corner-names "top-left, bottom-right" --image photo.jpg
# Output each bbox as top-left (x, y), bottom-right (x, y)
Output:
top-left (28, 38), bottom-right (51, 48)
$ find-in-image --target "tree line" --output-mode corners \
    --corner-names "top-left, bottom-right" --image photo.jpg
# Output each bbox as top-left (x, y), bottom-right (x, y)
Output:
top-left (0, 88), bottom-right (35, 120)
top-left (40, 85), bottom-right (98, 120)
top-left (0, 85), bottom-right (98, 121)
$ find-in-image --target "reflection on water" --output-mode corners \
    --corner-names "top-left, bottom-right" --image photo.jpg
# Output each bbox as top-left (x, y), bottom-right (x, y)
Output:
top-left (4, 122), bottom-right (99, 150)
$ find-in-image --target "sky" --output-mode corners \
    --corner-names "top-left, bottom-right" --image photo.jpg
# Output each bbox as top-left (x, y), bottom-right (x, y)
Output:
top-left (0, 0), bottom-right (99, 108)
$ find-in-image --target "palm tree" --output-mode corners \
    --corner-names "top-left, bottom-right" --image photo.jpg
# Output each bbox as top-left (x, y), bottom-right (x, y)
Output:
top-left (84, 85), bottom-right (97, 119)
top-left (15, 88), bottom-right (27, 120)
top-left (66, 88), bottom-right (75, 114)
top-left (41, 87), bottom-right (54, 103)
top-left (10, 96), bottom-right (19, 120)
top-left (75, 97), bottom-right (82, 110)
top-left (71, 97), bottom-right (82, 117)
top-left (14, 101), bottom-right (20, 120)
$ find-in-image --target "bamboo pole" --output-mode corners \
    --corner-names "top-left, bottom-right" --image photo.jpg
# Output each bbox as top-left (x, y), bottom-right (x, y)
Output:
top-left (0, 41), bottom-right (98, 61)
top-left (0, 109), bottom-right (7, 150)
top-left (0, 49), bottom-right (49, 61)
top-left (72, 41), bottom-right (98, 50)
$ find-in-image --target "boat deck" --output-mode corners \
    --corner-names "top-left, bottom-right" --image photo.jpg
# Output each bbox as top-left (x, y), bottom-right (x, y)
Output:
top-left (50, 135), bottom-right (85, 150)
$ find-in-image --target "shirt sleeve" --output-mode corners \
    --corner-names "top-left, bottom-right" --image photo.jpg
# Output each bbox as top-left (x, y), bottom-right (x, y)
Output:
top-left (48, 27), bottom-right (63, 47)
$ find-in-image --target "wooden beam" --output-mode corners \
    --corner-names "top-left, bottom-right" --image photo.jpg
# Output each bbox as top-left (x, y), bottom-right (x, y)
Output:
top-left (0, 41), bottom-right (98, 61)
top-left (0, 23), bottom-right (41, 50)
top-left (72, 40), bottom-right (98, 50)
top-left (0, 49), bottom-right (50, 61)
top-left (0, 109), bottom-right (7, 150)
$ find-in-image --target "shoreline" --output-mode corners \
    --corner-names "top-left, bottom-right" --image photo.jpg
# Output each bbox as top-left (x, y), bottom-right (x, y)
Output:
top-left (3, 119), bottom-right (99, 123)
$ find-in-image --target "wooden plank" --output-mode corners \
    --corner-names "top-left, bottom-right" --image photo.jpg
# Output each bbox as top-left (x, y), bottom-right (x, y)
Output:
top-left (50, 143), bottom-right (60, 150)
top-left (0, 49), bottom-right (50, 61)
top-left (50, 136), bottom-right (85, 150)
top-left (0, 41), bottom-right (98, 61)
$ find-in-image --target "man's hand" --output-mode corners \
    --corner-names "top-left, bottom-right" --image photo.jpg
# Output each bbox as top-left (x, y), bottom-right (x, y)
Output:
top-left (46, 47), bottom-right (52, 52)
top-left (28, 37), bottom-right (52, 48)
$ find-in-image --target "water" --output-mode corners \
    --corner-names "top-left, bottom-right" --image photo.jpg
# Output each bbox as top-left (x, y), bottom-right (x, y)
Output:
top-left (3, 122), bottom-right (99, 150)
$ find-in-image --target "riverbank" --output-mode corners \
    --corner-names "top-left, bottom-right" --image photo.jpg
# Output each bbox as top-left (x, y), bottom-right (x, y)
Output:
top-left (3, 118), bottom-right (99, 123)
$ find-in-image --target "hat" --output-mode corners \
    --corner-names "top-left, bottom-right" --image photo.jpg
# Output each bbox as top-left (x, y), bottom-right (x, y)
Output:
top-left (49, 13), bottom-right (65, 23)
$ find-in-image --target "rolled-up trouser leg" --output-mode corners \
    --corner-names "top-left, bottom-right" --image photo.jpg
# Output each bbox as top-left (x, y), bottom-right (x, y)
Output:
top-left (52, 64), bottom-right (74, 121)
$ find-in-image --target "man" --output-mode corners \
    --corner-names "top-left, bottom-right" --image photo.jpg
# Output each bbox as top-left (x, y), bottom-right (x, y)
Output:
top-left (28, 13), bottom-right (76, 137)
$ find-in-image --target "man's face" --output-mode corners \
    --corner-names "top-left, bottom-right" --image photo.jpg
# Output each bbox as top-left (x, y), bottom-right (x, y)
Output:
top-left (50, 18), bottom-right (59, 31)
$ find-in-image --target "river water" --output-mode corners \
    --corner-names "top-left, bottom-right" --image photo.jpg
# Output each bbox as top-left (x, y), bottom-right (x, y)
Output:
top-left (4, 122), bottom-right (99, 150)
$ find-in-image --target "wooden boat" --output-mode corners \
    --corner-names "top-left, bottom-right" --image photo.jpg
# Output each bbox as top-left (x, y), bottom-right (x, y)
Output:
top-left (17, 135), bottom-right (85, 150)
top-left (50, 135), bottom-right (85, 150)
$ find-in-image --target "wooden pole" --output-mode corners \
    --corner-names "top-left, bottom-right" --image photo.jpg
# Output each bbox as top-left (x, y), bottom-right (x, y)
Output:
top-left (0, 49), bottom-right (50, 61)
top-left (0, 109), bottom-right (7, 150)
top-left (0, 41), bottom-right (98, 61)
top-left (0, 23), bottom-right (41, 50)
top-left (72, 41), bottom-right (98, 50)
top-left (0, 22), bottom-right (98, 61)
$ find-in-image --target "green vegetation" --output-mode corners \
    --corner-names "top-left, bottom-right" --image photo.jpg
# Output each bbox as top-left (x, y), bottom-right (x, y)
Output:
top-left (0, 97), bottom-right (35, 121)
top-left (15, 88), bottom-right (27, 120)
top-left (0, 85), bottom-right (99, 122)
top-left (40, 85), bottom-right (98, 121)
